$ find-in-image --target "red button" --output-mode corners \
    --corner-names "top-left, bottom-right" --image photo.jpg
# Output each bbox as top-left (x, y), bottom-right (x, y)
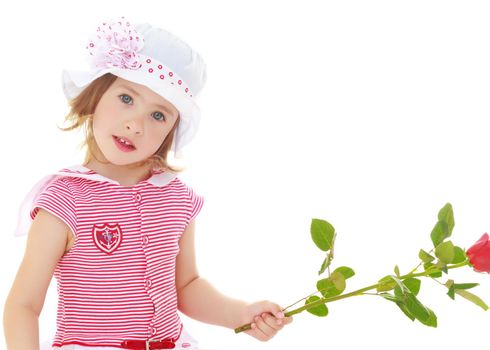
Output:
top-left (134, 193), bottom-right (142, 202)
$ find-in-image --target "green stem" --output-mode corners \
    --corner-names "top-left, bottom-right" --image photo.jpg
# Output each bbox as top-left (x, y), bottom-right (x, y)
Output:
top-left (234, 260), bottom-right (469, 333)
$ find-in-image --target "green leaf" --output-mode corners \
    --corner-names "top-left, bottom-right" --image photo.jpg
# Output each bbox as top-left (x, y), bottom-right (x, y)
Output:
top-left (390, 275), bottom-right (408, 294)
top-left (405, 293), bottom-right (434, 326)
top-left (454, 283), bottom-right (479, 290)
top-left (379, 293), bottom-right (401, 303)
top-left (377, 275), bottom-right (397, 292)
top-left (394, 265), bottom-right (400, 277)
top-left (419, 249), bottom-right (435, 263)
top-left (446, 280), bottom-right (455, 300)
top-left (333, 266), bottom-right (355, 280)
top-left (403, 278), bottom-right (421, 296)
top-left (452, 246), bottom-right (466, 264)
top-left (391, 276), bottom-right (437, 327)
top-left (431, 220), bottom-right (449, 247)
top-left (435, 241), bottom-right (455, 264)
top-left (311, 219), bottom-right (335, 252)
top-left (394, 285), bottom-right (405, 299)
top-left (318, 256), bottom-right (331, 275)
top-left (438, 203), bottom-right (455, 236)
top-left (383, 279), bottom-right (418, 322)
top-left (305, 296), bottom-right (329, 317)
top-left (395, 301), bottom-right (415, 321)
top-left (419, 308), bottom-right (438, 327)
top-left (316, 278), bottom-right (334, 295)
top-left (316, 278), bottom-right (342, 298)
top-left (435, 260), bottom-right (449, 274)
top-left (447, 286), bottom-right (455, 300)
top-left (454, 289), bottom-right (489, 311)
top-left (330, 271), bottom-right (346, 292)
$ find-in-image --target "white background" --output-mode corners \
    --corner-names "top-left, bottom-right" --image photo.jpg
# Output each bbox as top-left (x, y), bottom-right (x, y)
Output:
top-left (1, 0), bottom-right (490, 349)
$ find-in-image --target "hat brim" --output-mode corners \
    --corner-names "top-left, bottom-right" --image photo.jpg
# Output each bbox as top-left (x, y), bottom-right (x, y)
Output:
top-left (62, 68), bottom-right (200, 153)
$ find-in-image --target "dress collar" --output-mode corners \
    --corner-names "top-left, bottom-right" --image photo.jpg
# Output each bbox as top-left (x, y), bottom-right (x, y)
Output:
top-left (54, 164), bottom-right (178, 187)
top-left (13, 165), bottom-right (179, 237)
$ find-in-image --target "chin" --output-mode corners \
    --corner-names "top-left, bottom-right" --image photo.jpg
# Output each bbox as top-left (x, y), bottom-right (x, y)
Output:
top-left (110, 159), bottom-right (140, 167)
top-left (100, 153), bottom-right (135, 166)
top-left (99, 146), bottom-right (149, 167)
top-left (113, 157), bottom-right (149, 168)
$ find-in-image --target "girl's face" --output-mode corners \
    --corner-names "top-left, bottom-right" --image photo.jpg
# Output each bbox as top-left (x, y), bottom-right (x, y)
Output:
top-left (92, 77), bottom-right (179, 166)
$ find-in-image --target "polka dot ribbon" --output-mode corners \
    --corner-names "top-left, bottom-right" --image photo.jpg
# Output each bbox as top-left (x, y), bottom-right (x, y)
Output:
top-left (85, 16), bottom-right (194, 98)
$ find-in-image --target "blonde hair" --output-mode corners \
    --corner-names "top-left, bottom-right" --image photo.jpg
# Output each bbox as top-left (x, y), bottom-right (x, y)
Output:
top-left (58, 73), bottom-right (185, 173)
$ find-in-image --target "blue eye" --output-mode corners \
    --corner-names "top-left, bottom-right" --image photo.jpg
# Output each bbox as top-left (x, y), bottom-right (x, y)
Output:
top-left (119, 94), bottom-right (133, 104)
top-left (152, 111), bottom-right (166, 122)
top-left (119, 94), bottom-right (166, 122)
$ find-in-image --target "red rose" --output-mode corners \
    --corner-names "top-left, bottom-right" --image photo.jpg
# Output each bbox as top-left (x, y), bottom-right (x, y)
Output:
top-left (466, 233), bottom-right (490, 273)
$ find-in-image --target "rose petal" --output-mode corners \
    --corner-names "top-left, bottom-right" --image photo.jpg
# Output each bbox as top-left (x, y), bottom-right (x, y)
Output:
top-left (467, 233), bottom-right (490, 273)
top-left (471, 252), bottom-right (490, 273)
top-left (467, 233), bottom-right (489, 256)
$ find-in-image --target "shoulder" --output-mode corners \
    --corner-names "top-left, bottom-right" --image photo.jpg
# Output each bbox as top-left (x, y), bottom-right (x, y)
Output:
top-left (33, 166), bottom-right (86, 195)
top-left (38, 175), bottom-right (77, 199)
top-left (31, 175), bottom-right (78, 221)
top-left (168, 176), bottom-right (202, 196)
top-left (158, 175), bottom-right (204, 207)
top-left (171, 176), bottom-right (187, 188)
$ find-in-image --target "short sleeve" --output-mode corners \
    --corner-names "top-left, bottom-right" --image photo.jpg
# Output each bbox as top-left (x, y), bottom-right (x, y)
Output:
top-left (30, 177), bottom-right (77, 237)
top-left (183, 182), bottom-right (204, 224)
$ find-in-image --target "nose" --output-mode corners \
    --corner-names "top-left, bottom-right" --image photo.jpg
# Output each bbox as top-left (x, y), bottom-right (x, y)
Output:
top-left (124, 116), bottom-right (144, 135)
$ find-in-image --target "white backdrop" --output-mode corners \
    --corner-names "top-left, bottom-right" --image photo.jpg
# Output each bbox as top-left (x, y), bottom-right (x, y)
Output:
top-left (1, 1), bottom-right (489, 349)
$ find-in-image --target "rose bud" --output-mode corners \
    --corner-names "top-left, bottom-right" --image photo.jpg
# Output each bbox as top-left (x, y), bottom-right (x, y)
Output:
top-left (466, 233), bottom-right (490, 273)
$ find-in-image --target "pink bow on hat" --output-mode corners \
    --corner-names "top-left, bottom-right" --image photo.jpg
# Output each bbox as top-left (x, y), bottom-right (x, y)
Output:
top-left (86, 16), bottom-right (144, 71)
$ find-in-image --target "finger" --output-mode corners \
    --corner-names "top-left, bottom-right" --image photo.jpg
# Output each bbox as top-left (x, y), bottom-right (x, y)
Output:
top-left (254, 315), bottom-right (277, 338)
top-left (261, 312), bottom-right (284, 330)
top-left (249, 319), bottom-right (269, 341)
top-left (255, 301), bottom-right (285, 320)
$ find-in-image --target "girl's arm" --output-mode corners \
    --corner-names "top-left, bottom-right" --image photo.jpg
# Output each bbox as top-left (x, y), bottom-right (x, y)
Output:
top-left (3, 209), bottom-right (69, 350)
top-left (176, 219), bottom-right (248, 329)
top-left (176, 220), bottom-right (292, 341)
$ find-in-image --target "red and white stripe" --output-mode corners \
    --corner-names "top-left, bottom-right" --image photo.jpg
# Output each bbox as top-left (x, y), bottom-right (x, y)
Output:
top-left (30, 167), bottom-right (203, 348)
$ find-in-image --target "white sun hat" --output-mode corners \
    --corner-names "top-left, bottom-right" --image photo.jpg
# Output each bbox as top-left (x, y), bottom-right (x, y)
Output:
top-left (61, 16), bottom-right (207, 156)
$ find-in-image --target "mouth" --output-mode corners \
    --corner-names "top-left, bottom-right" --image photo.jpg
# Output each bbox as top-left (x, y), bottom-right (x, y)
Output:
top-left (113, 135), bottom-right (136, 151)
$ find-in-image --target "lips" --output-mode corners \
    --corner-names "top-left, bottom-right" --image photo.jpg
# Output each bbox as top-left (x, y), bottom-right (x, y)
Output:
top-left (113, 135), bottom-right (136, 150)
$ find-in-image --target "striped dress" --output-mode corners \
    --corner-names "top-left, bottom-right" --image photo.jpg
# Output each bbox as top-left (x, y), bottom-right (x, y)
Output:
top-left (27, 165), bottom-right (204, 349)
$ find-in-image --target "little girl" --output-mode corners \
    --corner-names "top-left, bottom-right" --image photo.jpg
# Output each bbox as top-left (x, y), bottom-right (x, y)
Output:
top-left (4, 16), bottom-right (292, 350)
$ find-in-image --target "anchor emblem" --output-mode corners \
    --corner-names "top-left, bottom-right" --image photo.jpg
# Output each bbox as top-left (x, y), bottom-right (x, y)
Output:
top-left (92, 223), bottom-right (122, 254)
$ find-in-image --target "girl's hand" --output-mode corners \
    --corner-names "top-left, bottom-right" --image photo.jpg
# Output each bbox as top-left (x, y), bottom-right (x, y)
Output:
top-left (239, 300), bottom-right (293, 341)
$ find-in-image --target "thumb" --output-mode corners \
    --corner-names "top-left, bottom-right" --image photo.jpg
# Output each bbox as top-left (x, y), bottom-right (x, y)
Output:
top-left (256, 300), bottom-right (285, 319)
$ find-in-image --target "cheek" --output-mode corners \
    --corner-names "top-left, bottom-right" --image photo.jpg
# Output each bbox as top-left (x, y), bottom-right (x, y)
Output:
top-left (92, 116), bottom-right (107, 139)
top-left (148, 129), bottom-right (167, 149)
top-left (143, 127), bottom-right (172, 154)
top-left (93, 104), bottom-right (119, 135)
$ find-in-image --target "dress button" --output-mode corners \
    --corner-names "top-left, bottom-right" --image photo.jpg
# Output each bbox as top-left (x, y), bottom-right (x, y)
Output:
top-left (145, 279), bottom-right (152, 288)
top-left (142, 235), bottom-right (149, 246)
top-left (151, 327), bottom-right (157, 335)
top-left (133, 192), bottom-right (142, 203)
